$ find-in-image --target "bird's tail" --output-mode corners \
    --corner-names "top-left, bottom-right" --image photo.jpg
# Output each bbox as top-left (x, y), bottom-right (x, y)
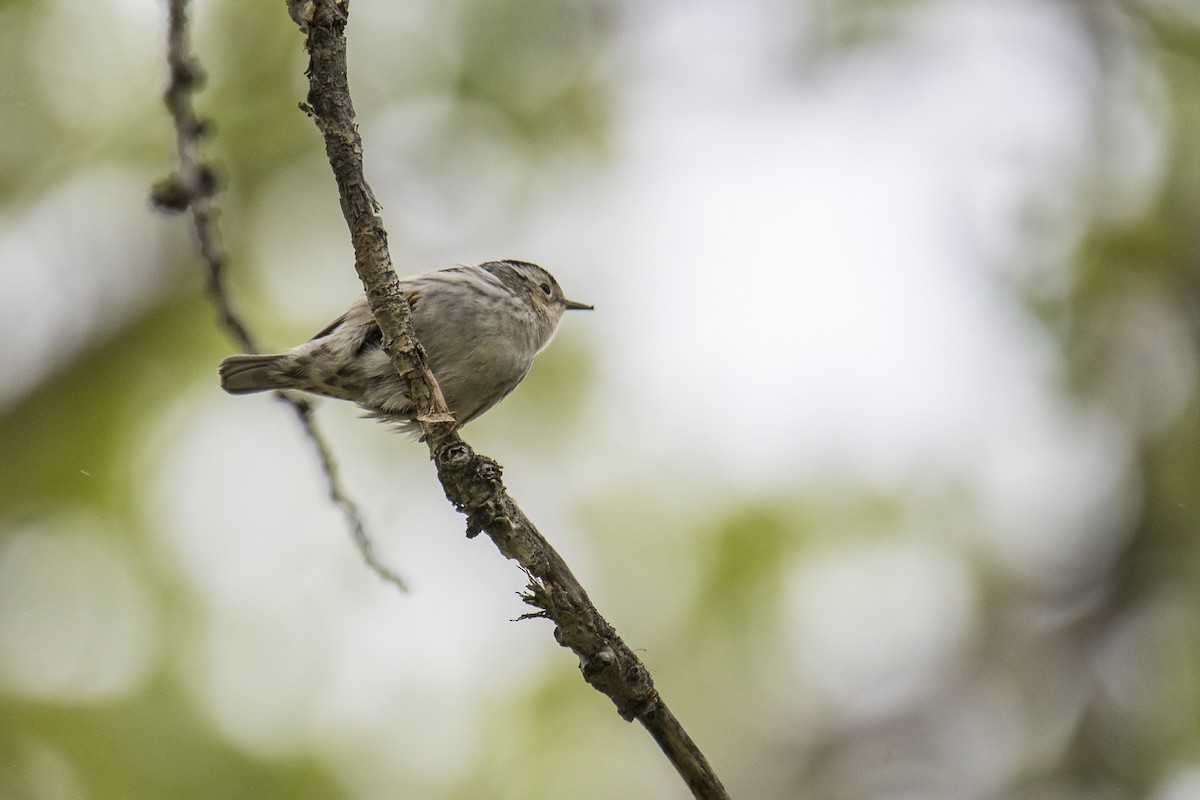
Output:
top-left (218, 354), bottom-right (289, 394)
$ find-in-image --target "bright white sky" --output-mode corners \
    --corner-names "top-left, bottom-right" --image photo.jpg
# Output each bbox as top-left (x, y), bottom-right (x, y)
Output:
top-left (596, 0), bottom-right (1094, 474)
top-left (543, 0), bottom-right (1141, 584)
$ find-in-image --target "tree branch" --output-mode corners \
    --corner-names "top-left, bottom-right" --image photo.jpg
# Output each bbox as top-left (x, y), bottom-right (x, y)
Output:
top-left (288, 1), bottom-right (730, 796)
top-left (153, 0), bottom-right (408, 593)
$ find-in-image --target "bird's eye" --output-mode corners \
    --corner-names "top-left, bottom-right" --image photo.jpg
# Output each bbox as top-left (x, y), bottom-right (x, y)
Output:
top-left (539, 283), bottom-right (552, 296)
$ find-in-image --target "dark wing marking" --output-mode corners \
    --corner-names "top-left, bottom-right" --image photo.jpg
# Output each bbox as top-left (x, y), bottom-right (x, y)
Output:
top-left (309, 286), bottom-right (419, 351)
top-left (310, 312), bottom-right (348, 341)
top-left (355, 321), bottom-right (383, 355)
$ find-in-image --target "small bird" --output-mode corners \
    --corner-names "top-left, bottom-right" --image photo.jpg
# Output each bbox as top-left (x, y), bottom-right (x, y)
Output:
top-left (218, 260), bottom-right (592, 434)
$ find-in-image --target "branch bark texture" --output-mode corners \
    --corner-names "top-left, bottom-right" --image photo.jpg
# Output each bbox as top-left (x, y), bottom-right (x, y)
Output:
top-left (290, 1), bottom-right (731, 797)
top-left (155, 0), bottom-right (407, 593)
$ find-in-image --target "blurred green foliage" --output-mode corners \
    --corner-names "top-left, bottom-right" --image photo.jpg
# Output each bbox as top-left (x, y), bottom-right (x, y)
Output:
top-left (2, 1), bottom-right (1199, 799)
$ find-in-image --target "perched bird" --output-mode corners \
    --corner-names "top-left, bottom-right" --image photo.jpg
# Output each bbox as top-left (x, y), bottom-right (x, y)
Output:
top-left (218, 260), bottom-right (591, 434)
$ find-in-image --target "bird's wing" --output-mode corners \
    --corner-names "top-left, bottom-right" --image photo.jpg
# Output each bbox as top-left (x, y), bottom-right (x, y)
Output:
top-left (308, 289), bottom-right (423, 349)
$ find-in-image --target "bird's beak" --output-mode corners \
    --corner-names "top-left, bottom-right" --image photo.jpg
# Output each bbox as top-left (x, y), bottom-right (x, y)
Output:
top-left (564, 298), bottom-right (594, 311)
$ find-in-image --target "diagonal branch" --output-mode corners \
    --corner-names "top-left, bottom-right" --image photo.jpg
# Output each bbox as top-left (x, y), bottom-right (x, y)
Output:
top-left (153, 0), bottom-right (408, 593)
top-left (288, 1), bottom-right (731, 796)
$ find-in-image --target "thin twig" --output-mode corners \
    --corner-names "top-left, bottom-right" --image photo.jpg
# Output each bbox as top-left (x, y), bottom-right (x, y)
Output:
top-left (287, 397), bottom-right (409, 588)
top-left (153, 0), bottom-right (407, 593)
top-left (289, 0), bottom-right (730, 796)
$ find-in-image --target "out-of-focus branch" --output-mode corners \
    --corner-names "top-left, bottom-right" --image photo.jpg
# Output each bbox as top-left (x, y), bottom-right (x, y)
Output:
top-left (152, 0), bottom-right (407, 593)
top-left (288, 1), bottom-right (730, 796)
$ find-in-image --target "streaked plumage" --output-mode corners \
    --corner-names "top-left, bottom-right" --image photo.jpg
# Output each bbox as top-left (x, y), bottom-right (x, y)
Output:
top-left (218, 260), bottom-right (591, 434)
